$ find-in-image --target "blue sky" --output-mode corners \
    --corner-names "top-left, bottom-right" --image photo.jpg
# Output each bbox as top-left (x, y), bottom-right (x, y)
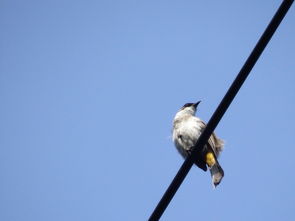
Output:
top-left (1, 1), bottom-right (295, 220)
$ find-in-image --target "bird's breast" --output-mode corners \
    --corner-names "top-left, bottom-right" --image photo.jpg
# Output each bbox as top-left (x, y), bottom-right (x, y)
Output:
top-left (173, 118), bottom-right (203, 153)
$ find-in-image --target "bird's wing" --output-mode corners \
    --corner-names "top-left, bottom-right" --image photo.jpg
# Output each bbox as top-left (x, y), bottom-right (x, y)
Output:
top-left (198, 120), bottom-right (223, 157)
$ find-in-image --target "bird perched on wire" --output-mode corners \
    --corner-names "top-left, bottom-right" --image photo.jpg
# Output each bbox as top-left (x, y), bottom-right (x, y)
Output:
top-left (172, 101), bottom-right (224, 187)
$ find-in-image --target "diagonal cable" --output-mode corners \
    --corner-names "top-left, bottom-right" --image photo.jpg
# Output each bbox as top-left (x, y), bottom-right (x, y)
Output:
top-left (149, 0), bottom-right (294, 220)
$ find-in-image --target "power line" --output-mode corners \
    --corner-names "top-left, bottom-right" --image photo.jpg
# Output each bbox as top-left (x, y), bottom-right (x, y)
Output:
top-left (148, 1), bottom-right (294, 220)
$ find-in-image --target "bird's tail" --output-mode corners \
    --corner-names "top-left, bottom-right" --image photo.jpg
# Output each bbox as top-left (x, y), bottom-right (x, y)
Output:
top-left (205, 152), bottom-right (224, 188)
top-left (210, 162), bottom-right (224, 188)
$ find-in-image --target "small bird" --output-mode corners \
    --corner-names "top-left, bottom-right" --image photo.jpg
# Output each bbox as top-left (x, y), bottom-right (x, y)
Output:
top-left (172, 101), bottom-right (224, 187)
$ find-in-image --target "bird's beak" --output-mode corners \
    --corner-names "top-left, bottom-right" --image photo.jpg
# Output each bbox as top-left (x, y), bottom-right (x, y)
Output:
top-left (193, 101), bottom-right (201, 108)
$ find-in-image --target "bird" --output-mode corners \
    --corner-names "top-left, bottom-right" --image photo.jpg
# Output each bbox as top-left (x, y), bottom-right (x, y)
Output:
top-left (172, 101), bottom-right (224, 187)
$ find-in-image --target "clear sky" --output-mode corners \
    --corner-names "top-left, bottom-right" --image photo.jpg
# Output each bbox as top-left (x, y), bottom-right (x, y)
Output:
top-left (1, 1), bottom-right (295, 220)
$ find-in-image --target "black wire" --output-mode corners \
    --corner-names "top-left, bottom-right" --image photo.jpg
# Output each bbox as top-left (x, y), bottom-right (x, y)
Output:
top-left (149, 1), bottom-right (294, 220)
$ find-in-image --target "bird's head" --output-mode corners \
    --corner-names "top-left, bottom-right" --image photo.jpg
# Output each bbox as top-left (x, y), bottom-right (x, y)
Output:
top-left (176, 101), bottom-right (201, 117)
